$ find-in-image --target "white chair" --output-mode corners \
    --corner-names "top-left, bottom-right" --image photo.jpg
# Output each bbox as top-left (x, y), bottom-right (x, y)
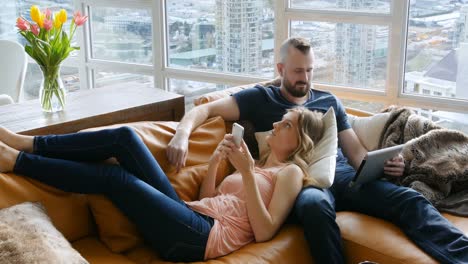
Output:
top-left (0, 39), bottom-right (28, 105)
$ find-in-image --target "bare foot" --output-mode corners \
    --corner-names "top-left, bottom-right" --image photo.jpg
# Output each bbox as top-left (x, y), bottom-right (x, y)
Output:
top-left (0, 127), bottom-right (34, 153)
top-left (0, 141), bottom-right (19, 173)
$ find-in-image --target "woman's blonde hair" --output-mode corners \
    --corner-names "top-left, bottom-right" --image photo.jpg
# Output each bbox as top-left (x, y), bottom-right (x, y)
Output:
top-left (260, 106), bottom-right (324, 186)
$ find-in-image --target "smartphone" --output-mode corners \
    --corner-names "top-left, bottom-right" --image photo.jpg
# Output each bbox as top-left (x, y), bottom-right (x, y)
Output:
top-left (232, 123), bottom-right (244, 147)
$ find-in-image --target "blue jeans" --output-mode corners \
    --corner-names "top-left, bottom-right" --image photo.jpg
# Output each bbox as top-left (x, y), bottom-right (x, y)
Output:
top-left (293, 149), bottom-right (468, 264)
top-left (13, 127), bottom-right (213, 262)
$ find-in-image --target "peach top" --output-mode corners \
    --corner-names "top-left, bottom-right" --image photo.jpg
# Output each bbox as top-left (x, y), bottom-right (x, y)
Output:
top-left (186, 166), bottom-right (283, 260)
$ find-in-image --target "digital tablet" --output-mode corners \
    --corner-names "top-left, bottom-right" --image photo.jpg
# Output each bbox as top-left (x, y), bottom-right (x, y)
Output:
top-left (349, 144), bottom-right (405, 187)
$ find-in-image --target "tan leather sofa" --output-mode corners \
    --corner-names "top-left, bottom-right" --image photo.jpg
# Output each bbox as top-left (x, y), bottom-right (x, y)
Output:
top-left (0, 82), bottom-right (467, 264)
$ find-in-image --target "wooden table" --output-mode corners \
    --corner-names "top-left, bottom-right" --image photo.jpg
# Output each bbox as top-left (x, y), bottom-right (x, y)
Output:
top-left (0, 86), bottom-right (185, 135)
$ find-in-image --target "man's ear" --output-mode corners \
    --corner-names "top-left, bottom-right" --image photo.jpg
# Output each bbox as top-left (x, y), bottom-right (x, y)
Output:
top-left (276, 62), bottom-right (284, 77)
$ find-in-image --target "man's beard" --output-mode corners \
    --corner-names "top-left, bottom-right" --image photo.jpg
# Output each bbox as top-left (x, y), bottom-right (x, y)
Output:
top-left (283, 78), bottom-right (310, 98)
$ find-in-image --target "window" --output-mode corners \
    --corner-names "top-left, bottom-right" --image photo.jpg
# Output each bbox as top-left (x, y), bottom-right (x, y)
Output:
top-left (166, 0), bottom-right (275, 78)
top-left (1, 0), bottom-right (466, 128)
top-left (90, 7), bottom-right (152, 64)
top-left (291, 21), bottom-right (388, 90)
top-left (290, 0), bottom-right (391, 14)
top-left (168, 79), bottom-right (231, 110)
top-left (404, 0), bottom-right (468, 101)
top-left (93, 70), bottom-right (153, 89)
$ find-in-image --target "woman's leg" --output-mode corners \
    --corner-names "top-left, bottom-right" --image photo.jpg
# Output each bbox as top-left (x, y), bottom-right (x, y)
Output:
top-left (0, 127), bottom-right (33, 152)
top-left (28, 126), bottom-right (179, 201)
top-left (12, 151), bottom-right (212, 261)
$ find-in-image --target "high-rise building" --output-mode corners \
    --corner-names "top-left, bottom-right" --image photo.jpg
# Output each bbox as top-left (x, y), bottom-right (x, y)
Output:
top-left (215, 0), bottom-right (262, 74)
top-left (191, 18), bottom-right (215, 51)
top-left (334, 0), bottom-right (377, 87)
top-left (453, 5), bottom-right (468, 48)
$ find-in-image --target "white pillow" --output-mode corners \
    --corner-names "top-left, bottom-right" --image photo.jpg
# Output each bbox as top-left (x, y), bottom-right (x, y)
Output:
top-left (347, 112), bottom-right (390, 151)
top-left (255, 107), bottom-right (337, 188)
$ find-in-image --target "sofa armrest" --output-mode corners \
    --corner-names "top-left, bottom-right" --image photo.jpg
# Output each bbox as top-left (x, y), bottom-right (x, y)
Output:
top-left (346, 107), bottom-right (373, 117)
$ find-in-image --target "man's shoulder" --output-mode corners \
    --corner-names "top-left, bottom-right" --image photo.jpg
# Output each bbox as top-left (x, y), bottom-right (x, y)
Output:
top-left (235, 84), bottom-right (279, 98)
top-left (311, 88), bottom-right (335, 98)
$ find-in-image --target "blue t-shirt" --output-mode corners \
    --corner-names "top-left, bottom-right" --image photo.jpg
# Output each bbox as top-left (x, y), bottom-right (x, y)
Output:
top-left (233, 85), bottom-right (351, 132)
top-left (232, 84), bottom-right (352, 165)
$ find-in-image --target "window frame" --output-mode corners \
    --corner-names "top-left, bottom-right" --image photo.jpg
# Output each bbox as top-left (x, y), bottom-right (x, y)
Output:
top-left (73, 0), bottom-right (468, 114)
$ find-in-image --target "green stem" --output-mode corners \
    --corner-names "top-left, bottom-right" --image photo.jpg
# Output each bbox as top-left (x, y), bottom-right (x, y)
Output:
top-left (40, 65), bottom-right (66, 112)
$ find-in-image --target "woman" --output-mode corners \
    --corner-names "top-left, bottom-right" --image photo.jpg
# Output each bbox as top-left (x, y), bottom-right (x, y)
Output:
top-left (0, 106), bottom-right (323, 262)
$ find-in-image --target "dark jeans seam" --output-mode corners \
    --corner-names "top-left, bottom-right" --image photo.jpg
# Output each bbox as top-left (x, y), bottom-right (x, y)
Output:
top-left (168, 210), bottom-right (212, 238)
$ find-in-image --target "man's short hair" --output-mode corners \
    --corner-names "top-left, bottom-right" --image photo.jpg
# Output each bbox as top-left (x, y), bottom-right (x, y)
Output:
top-left (280, 37), bottom-right (311, 62)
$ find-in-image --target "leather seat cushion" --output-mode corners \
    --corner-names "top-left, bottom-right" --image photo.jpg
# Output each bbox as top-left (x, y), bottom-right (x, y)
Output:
top-left (124, 225), bottom-right (313, 264)
top-left (72, 237), bottom-right (136, 264)
top-left (337, 211), bottom-right (468, 264)
top-left (0, 172), bottom-right (93, 242)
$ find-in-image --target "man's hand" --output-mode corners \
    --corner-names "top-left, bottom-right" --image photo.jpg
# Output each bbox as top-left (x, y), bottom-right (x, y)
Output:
top-left (166, 133), bottom-right (189, 172)
top-left (384, 154), bottom-right (405, 177)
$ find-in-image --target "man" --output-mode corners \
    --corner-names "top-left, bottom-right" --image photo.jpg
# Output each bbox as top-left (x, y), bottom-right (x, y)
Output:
top-left (167, 37), bottom-right (468, 263)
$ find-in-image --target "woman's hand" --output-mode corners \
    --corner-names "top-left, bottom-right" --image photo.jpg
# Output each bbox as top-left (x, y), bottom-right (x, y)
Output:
top-left (384, 154), bottom-right (405, 177)
top-left (209, 135), bottom-right (231, 165)
top-left (224, 135), bottom-right (255, 175)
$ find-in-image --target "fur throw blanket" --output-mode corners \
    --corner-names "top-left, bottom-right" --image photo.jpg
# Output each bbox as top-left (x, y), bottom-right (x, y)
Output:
top-left (379, 107), bottom-right (468, 216)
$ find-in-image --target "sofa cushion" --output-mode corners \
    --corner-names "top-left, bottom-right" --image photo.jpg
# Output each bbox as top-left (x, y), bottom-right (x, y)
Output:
top-left (0, 172), bottom-right (93, 242)
top-left (87, 117), bottom-right (228, 253)
top-left (87, 194), bottom-right (144, 253)
top-left (72, 237), bottom-right (136, 264)
top-left (123, 225), bottom-right (312, 264)
top-left (337, 211), bottom-right (438, 264)
top-left (348, 112), bottom-right (390, 151)
top-left (0, 202), bottom-right (88, 264)
top-left (255, 107), bottom-right (338, 188)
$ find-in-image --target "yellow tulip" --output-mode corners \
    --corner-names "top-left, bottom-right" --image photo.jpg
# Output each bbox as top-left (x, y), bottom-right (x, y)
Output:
top-left (53, 15), bottom-right (61, 29)
top-left (30, 5), bottom-right (44, 28)
top-left (58, 9), bottom-right (67, 24)
top-left (53, 10), bottom-right (67, 29)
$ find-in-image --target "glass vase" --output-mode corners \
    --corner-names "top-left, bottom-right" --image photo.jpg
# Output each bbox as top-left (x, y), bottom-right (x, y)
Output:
top-left (39, 65), bottom-right (66, 113)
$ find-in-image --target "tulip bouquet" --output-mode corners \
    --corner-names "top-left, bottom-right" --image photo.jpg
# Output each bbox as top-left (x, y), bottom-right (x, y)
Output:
top-left (16, 5), bottom-right (88, 112)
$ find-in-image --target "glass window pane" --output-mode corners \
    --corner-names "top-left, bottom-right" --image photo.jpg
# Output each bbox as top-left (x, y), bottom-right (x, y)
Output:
top-left (90, 7), bottom-right (152, 64)
top-left (166, 0), bottom-right (275, 78)
top-left (404, 0), bottom-right (468, 101)
top-left (168, 79), bottom-right (231, 110)
top-left (290, 0), bottom-right (391, 14)
top-left (412, 108), bottom-right (468, 134)
top-left (291, 21), bottom-right (388, 90)
top-left (2, 1), bottom-right (75, 40)
top-left (23, 63), bottom-right (80, 100)
top-left (1, 1), bottom-right (77, 56)
top-left (342, 99), bottom-right (385, 114)
top-left (93, 71), bottom-right (153, 89)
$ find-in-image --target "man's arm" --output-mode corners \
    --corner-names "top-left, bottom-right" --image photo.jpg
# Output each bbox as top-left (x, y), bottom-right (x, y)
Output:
top-left (338, 128), bottom-right (368, 170)
top-left (339, 128), bottom-right (405, 177)
top-left (166, 96), bottom-right (240, 171)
